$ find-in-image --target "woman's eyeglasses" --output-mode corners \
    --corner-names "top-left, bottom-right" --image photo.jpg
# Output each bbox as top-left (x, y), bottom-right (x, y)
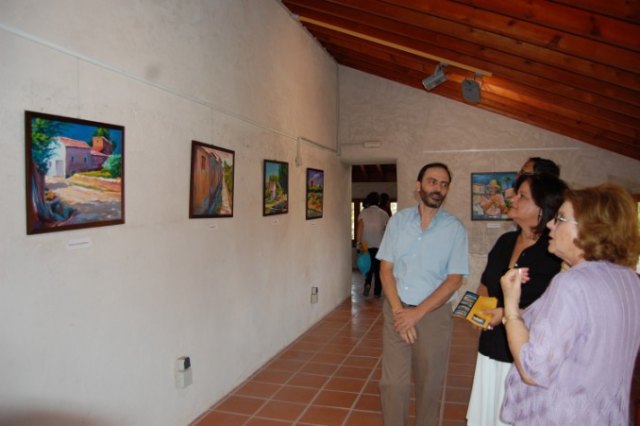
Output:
top-left (553, 213), bottom-right (578, 226)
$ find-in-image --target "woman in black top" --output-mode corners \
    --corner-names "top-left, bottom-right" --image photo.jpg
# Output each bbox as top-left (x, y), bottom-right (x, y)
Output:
top-left (467, 173), bottom-right (567, 426)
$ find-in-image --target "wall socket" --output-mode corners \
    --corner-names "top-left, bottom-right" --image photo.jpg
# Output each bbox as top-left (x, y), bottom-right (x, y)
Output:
top-left (175, 356), bottom-right (193, 389)
top-left (310, 286), bottom-right (319, 304)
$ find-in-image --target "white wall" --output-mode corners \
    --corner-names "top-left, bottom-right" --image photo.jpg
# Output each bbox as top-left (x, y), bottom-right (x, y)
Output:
top-left (338, 67), bottom-right (640, 294)
top-left (0, 1), bottom-right (352, 425)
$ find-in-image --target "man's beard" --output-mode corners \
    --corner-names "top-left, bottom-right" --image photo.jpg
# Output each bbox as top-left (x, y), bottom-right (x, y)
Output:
top-left (419, 189), bottom-right (445, 208)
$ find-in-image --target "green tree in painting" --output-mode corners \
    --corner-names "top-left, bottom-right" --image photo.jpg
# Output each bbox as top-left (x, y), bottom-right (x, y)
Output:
top-left (102, 154), bottom-right (122, 178)
top-left (29, 117), bottom-right (74, 224)
top-left (31, 118), bottom-right (63, 174)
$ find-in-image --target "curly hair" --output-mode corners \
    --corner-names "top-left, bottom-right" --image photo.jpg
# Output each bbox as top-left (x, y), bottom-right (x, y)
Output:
top-left (514, 173), bottom-right (568, 237)
top-left (567, 183), bottom-right (640, 268)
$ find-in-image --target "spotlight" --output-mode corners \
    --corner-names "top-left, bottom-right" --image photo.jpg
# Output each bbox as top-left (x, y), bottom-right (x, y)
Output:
top-left (422, 63), bottom-right (447, 91)
top-left (461, 73), bottom-right (482, 104)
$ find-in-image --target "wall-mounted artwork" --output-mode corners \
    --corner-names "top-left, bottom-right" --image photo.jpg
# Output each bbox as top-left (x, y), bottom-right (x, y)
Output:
top-left (471, 171), bottom-right (516, 221)
top-left (189, 141), bottom-right (235, 218)
top-left (25, 111), bottom-right (125, 235)
top-left (263, 160), bottom-right (289, 216)
top-left (306, 168), bottom-right (324, 220)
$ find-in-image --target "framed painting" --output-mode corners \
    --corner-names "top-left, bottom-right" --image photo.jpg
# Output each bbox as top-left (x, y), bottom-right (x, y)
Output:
top-left (25, 111), bottom-right (125, 235)
top-left (471, 171), bottom-right (517, 221)
top-left (263, 160), bottom-right (288, 216)
top-left (189, 141), bottom-right (235, 218)
top-left (305, 168), bottom-right (324, 220)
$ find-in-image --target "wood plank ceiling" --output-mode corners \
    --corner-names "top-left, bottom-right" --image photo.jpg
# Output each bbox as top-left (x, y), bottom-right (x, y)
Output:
top-left (281, 0), bottom-right (640, 161)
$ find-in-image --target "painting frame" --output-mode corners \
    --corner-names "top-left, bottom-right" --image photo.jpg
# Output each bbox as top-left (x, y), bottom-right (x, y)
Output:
top-left (189, 140), bottom-right (235, 219)
top-left (263, 159), bottom-right (289, 216)
top-left (25, 110), bottom-right (125, 235)
top-left (471, 171), bottom-right (517, 221)
top-left (305, 168), bottom-right (324, 220)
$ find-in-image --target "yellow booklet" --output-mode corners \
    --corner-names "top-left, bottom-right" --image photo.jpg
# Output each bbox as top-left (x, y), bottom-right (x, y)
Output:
top-left (453, 291), bottom-right (498, 329)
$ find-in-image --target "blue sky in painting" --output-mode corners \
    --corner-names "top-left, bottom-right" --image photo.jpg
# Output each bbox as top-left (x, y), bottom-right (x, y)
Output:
top-left (265, 161), bottom-right (284, 178)
top-left (471, 171), bottom-right (515, 187)
top-left (53, 119), bottom-right (123, 155)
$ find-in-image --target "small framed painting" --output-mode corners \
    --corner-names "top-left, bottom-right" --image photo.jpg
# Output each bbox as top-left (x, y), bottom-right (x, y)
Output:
top-left (25, 111), bottom-right (125, 234)
top-left (471, 171), bottom-right (516, 221)
top-left (263, 160), bottom-right (289, 216)
top-left (305, 168), bottom-right (324, 220)
top-left (189, 141), bottom-right (235, 218)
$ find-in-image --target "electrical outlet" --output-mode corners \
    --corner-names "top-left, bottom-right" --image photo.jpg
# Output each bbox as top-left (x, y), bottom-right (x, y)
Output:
top-left (310, 286), bottom-right (319, 304)
top-left (175, 356), bottom-right (193, 388)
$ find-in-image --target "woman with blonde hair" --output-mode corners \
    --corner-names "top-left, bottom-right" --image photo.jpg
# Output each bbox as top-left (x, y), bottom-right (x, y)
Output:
top-left (500, 182), bottom-right (640, 425)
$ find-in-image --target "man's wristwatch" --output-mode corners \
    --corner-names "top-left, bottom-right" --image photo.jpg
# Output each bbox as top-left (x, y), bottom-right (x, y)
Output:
top-left (502, 314), bottom-right (523, 325)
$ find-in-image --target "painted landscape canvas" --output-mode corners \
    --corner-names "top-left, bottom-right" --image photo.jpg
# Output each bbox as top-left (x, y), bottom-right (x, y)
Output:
top-left (25, 111), bottom-right (125, 234)
top-left (263, 160), bottom-right (288, 216)
top-left (306, 168), bottom-right (324, 219)
top-left (189, 141), bottom-right (235, 218)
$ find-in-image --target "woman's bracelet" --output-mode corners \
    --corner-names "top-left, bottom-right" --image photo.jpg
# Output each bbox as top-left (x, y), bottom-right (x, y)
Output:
top-left (502, 314), bottom-right (523, 325)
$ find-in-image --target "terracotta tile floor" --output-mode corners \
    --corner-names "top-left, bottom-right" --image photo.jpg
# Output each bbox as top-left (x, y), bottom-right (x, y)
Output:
top-left (191, 272), bottom-right (481, 426)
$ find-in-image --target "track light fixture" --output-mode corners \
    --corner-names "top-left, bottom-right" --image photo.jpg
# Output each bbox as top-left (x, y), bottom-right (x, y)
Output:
top-left (461, 72), bottom-right (483, 104)
top-left (422, 63), bottom-right (447, 91)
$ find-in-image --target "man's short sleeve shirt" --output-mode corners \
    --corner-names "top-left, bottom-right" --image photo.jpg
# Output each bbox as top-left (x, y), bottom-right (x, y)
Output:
top-left (377, 206), bottom-right (469, 305)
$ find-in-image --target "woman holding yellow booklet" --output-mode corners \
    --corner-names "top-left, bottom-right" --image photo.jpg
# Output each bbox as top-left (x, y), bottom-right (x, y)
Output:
top-left (466, 172), bottom-right (567, 426)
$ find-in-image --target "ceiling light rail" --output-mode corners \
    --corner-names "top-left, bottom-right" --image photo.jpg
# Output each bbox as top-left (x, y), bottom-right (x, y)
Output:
top-left (297, 16), bottom-right (492, 77)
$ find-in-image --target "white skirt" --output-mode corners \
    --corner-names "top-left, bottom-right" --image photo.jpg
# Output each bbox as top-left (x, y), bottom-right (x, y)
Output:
top-left (466, 352), bottom-right (513, 426)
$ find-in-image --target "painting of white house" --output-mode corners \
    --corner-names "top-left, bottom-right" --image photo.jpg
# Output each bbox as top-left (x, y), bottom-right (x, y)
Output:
top-left (25, 111), bottom-right (124, 234)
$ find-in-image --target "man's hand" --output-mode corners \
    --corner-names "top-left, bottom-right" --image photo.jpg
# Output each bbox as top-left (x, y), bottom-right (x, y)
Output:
top-left (393, 308), bottom-right (421, 334)
top-left (401, 326), bottom-right (417, 344)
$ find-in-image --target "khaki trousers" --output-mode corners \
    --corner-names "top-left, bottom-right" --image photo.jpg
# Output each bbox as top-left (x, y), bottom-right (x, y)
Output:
top-left (380, 300), bottom-right (453, 426)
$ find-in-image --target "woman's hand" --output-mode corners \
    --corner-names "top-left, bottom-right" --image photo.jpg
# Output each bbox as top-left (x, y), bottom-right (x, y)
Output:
top-left (484, 307), bottom-right (504, 328)
top-left (501, 268), bottom-right (530, 314)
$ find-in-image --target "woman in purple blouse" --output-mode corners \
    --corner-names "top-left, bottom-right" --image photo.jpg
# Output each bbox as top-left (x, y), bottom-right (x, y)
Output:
top-left (500, 183), bottom-right (640, 425)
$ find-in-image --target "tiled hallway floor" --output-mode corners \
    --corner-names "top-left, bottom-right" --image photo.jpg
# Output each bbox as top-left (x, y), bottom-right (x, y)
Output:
top-left (192, 272), bottom-right (480, 426)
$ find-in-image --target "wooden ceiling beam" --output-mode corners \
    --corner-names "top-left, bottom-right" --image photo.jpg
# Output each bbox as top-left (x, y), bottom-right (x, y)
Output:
top-left (287, 2), bottom-right (640, 101)
top-left (396, 0), bottom-right (640, 55)
top-left (316, 29), bottom-right (640, 120)
top-left (549, 0), bottom-right (640, 24)
top-left (449, 0), bottom-right (640, 51)
top-left (297, 0), bottom-right (640, 76)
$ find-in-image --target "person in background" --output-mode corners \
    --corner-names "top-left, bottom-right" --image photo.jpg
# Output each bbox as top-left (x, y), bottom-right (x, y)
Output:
top-left (505, 156), bottom-right (561, 205)
top-left (377, 163), bottom-right (469, 426)
top-left (357, 192), bottom-right (389, 297)
top-left (466, 173), bottom-right (568, 426)
top-left (500, 182), bottom-right (640, 425)
top-left (380, 192), bottom-right (393, 217)
top-left (517, 157), bottom-right (560, 179)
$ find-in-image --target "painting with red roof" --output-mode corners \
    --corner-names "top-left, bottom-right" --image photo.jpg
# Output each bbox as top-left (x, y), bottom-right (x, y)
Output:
top-left (25, 111), bottom-right (124, 234)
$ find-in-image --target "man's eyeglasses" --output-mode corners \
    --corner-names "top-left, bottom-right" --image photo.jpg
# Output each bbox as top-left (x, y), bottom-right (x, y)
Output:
top-left (553, 213), bottom-right (578, 226)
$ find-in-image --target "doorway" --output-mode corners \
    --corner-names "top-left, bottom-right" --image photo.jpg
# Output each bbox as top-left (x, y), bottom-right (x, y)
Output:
top-left (351, 163), bottom-right (398, 249)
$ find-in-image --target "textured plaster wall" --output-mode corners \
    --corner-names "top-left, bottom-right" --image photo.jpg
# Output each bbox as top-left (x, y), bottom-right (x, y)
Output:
top-left (0, 1), bottom-right (351, 425)
top-left (339, 67), bottom-right (640, 294)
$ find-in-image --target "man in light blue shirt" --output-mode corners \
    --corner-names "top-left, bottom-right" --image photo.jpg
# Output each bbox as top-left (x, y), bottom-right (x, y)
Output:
top-left (377, 162), bottom-right (469, 426)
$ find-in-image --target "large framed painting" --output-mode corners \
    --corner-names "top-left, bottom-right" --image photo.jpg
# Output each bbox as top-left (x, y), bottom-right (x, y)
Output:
top-left (305, 168), bottom-right (324, 220)
top-left (471, 171), bottom-right (517, 221)
top-left (263, 160), bottom-right (289, 216)
top-left (25, 111), bottom-right (125, 235)
top-left (189, 141), bottom-right (235, 218)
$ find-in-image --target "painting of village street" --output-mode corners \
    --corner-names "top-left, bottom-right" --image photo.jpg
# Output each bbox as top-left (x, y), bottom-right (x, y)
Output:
top-left (25, 111), bottom-right (124, 234)
top-left (263, 160), bottom-right (288, 216)
top-left (189, 141), bottom-right (234, 218)
top-left (305, 168), bottom-right (324, 220)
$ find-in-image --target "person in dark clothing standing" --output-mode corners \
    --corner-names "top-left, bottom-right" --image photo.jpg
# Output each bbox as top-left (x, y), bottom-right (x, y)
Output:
top-left (466, 173), bottom-right (567, 426)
